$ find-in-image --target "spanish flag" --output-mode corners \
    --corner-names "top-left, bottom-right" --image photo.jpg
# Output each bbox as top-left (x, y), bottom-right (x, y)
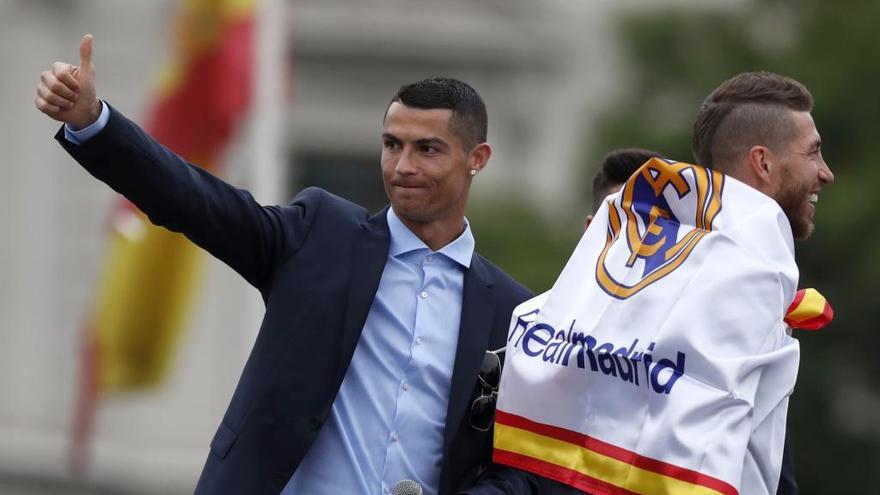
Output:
top-left (71, 0), bottom-right (256, 472)
top-left (784, 288), bottom-right (833, 331)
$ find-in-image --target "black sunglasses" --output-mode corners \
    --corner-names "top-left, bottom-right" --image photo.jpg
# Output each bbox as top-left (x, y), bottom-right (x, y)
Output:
top-left (469, 348), bottom-right (504, 431)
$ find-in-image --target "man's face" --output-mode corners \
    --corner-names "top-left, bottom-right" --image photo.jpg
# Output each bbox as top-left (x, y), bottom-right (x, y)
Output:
top-left (381, 102), bottom-right (478, 227)
top-left (771, 111), bottom-right (834, 240)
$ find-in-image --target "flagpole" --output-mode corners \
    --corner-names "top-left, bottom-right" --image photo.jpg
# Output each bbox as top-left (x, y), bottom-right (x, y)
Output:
top-left (247, 0), bottom-right (288, 346)
top-left (252, 0), bottom-right (286, 207)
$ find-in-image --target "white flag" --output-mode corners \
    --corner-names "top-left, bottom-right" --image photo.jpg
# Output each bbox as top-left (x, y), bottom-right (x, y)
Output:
top-left (494, 158), bottom-right (799, 495)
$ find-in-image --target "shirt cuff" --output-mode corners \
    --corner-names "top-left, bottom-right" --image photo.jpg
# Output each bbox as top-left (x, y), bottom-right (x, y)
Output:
top-left (64, 100), bottom-right (109, 145)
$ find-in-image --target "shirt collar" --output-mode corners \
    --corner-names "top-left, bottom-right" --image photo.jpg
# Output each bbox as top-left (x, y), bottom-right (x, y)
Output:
top-left (387, 207), bottom-right (474, 268)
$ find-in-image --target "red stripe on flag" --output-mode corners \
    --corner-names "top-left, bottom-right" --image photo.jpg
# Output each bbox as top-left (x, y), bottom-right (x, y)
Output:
top-left (146, 17), bottom-right (255, 165)
top-left (495, 410), bottom-right (738, 495)
top-left (793, 302), bottom-right (834, 330)
top-left (786, 289), bottom-right (806, 315)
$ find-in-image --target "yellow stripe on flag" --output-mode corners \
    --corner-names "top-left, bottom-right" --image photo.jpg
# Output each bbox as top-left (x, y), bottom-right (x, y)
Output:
top-left (495, 422), bottom-right (727, 495)
top-left (786, 288), bottom-right (826, 321)
top-left (94, 212), bottom-right (203, 389)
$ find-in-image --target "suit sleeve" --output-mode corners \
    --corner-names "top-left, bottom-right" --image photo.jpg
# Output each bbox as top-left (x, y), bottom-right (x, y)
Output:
top-left (55, 104), bottom-right (317, 291)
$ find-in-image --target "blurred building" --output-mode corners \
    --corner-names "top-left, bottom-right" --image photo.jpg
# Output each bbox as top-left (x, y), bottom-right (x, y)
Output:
top-left (284, 0), bottom-right (622, 217)
top-left (0, 0), bottom-right (730, 493)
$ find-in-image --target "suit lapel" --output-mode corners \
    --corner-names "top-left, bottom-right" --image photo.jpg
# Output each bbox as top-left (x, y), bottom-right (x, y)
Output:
top-left (442, 255), bottom-right (495, 457)
top-left (336, 208), bottom-right (390, 381)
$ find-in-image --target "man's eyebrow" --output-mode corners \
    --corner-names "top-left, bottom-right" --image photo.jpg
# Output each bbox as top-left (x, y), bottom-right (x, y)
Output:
top-left (380, 134), bottom-right (450, 149)
top-left (415, 137), bottom-right (449, 148)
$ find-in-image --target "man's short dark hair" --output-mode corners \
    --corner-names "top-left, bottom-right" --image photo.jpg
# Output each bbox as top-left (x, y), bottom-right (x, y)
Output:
top-left (692, 71), bottom-right (813, 171)
top-left (389, 77), bottom-right (488, 150)
top-left (591, 148), bottom-right (664, 211)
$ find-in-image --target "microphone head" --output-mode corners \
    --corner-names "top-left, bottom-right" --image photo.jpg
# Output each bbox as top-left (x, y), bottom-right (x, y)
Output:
top-left (392, 479), bottom-right (422, 495)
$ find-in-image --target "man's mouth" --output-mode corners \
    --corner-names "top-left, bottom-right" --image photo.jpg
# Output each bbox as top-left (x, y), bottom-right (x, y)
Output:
top-left (808, 192), bottom-right (818, 206)
top-left (392, 181), bottom-right (425, 190)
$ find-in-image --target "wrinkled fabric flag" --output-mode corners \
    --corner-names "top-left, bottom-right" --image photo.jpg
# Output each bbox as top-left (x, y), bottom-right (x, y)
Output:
top-left (494, 158), bottom-right (800, 495)
top-left (70, 0), bottom-right (257, 474)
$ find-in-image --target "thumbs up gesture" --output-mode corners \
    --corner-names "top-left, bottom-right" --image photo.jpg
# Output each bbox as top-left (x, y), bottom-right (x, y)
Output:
top-left (35, 34), bottom-right (101, 129)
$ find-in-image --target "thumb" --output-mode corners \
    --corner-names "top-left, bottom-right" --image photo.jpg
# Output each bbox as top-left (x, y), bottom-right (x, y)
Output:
top-left (79, 34), bottom-right (94, 71)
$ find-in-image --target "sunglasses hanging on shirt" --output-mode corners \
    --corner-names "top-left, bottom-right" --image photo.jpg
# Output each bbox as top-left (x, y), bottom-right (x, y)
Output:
top-left (469, 348), bottom-right (503, 432)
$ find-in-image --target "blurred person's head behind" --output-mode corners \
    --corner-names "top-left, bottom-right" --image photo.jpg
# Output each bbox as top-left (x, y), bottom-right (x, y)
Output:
top-left (692, 71), bottom-right (834, 240)
top-left (586, 148), bottom-right (665, 228)
top-left (591, 148), bottom-right (666, 212)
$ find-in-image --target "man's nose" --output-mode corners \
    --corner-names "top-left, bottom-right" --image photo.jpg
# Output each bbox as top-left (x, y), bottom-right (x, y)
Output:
top-left (819, 159), bottom-right (834, 184)
top-left (395, 148), bottom-right (418, 175)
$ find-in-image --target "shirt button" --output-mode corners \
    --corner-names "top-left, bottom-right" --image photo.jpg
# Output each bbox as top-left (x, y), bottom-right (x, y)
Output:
top-left (384, 488), bottom-right (390, 494)
top-left (426, 254), bottom-right (434, 263)
top-left (420, 291), bottom-right (428, 299)
top-left (391, 433), bottom-right (399, 442)
top-left (415, 337), bottom-right (422, 345)
top-left (402, 383), bottom-right (409, 391)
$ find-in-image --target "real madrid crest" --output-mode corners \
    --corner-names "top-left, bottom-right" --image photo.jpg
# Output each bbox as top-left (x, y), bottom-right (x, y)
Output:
top-left (596, 158), bottom-right (725, 299)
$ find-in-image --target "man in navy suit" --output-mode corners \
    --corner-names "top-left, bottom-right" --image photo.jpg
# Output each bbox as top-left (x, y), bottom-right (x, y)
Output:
top-left (37, 35), bottom-right (531, 494)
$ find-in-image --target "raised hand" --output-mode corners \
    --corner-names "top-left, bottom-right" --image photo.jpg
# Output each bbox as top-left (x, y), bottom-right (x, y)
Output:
top-left (35, 34), bottom-right (101, 129)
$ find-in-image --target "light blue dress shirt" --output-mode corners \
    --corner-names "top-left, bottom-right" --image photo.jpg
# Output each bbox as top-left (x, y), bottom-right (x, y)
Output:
top-left (284, 208), bottom-right (473, 495)
top-left (64, 100), bottom-right (110, 144)
top-left (64, 107), bottom-right (475, 494)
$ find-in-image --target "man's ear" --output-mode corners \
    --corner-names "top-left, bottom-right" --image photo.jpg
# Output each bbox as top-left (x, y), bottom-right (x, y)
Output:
top-left (743, 145), bottom-right (778, 195)
top-left (469, 143), bottom-right (492, 174)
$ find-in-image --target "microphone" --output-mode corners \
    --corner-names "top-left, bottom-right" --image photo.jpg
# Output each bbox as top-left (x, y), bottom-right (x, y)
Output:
top-left (392, 479), bottom-right (423, 495)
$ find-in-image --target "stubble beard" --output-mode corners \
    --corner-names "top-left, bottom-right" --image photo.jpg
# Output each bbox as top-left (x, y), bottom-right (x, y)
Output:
top-left (776, 180), bottom-right (814, 241)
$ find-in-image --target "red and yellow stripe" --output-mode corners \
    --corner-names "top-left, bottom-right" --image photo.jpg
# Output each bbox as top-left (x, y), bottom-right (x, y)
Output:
top-left (93, 0), bottom-right (257, 392)
top-left (71, 0), bottom-right (258, 474)
top-left (147, 0), bottom-right (257, 167)
top-left (784, 288), bottom-right (833, 331)
top-left (493, 410), bottom-right (738, 495)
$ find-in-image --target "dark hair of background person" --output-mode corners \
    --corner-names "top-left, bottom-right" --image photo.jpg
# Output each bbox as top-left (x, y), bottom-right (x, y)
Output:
top-left (692, 71), bottom-right (813, 171)
top-left (389, 77), bottom-right (488, 151)
top-left (591, 148), bottom-right (665, 211)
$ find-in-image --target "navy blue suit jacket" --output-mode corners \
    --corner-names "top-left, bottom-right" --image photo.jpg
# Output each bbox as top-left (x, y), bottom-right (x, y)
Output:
top-left (57, 106), bottom-right (533, 494)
